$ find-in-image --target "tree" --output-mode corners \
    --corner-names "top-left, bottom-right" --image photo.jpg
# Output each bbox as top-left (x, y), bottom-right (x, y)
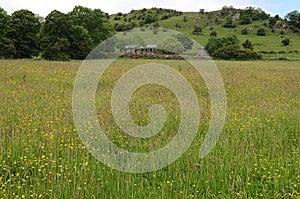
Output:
top-left (173, 34), bottom-right (193, 51)
top-left (41, 10), bottom-right (73, 60)
top-left (145, 13), bottom-right (155, 24)
top-left (0, 38), bottom-right (16, 58)
top-left (285, 10), bottom-right (300, 28)
top-left (0, 7), bottom-right (15, 58)
top-left (240, 15), bottom-right (251, 25)
top-left (68, 25), bottom-right (93, 59)
top-left (269, 17), bottom-right (277, 27)
top-left (0, 7), bottom-right (9, 39)
top-left (205, 34), bottom-right (239, 55)
top-left (7, 9), bottom-right (40, 58)
top-left (68, 6), bottom-right (114, 47)
top-left (257, 28), bottom-right (266, 36)
top-left (158, 38), bottom-right (184, 54)
top-left (205, 37), bottom-right (224, 55)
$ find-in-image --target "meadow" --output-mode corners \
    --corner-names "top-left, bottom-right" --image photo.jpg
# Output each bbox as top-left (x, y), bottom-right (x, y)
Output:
top-left (0, 59), bottom-right (299, 198)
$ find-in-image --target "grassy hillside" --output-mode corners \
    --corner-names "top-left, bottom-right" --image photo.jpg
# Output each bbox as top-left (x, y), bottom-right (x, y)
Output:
top-left (109, 7), bottom-right (300, 59)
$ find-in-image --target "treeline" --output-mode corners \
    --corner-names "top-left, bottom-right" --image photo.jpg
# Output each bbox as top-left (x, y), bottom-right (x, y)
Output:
top-left (0, 6), bottom-right (114, 60)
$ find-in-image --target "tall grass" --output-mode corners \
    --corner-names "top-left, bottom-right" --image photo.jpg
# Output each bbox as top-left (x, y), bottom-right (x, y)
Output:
top-left (0, 59), bottom-right (299, 198)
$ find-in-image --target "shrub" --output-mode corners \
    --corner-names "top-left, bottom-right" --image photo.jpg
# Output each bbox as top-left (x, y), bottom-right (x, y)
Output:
top-left (241, 28), bottom-right (248, 35)
top-left (212, 46), bottom-right (262, 60)
top-left (257, 28), bottom-right (266, 36)
top-left (242, 39), bottom-right (253, 50)
top-left (210, 31), bottom-right (217, 37)
top-left (281, 38), bottom-right (290, 46)
top-left (192, 26), bottom-right (202, 34)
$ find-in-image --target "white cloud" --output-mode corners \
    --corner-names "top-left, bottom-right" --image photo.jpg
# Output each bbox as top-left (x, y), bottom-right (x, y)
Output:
top-left (0, 0), bottom-right (254, 17)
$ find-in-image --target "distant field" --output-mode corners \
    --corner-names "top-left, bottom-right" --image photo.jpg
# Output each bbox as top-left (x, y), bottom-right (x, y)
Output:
top-left (0, 59), bottom-right (299, 198)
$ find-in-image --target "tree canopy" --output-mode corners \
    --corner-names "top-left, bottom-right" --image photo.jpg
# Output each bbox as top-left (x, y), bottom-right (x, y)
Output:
top-left (0, 6), bottom-right (114, 60)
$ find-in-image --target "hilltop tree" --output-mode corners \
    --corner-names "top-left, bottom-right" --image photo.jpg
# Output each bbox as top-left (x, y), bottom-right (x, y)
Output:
top-left (145, 13), bottom-right (156, 24)
top-left (285, 10), bottom-right (300, 28)
top-left (7, 9), bottom-right (40, 58)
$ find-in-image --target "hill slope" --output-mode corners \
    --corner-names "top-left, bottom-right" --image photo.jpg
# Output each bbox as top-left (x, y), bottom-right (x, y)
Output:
top-left (109, 7), bottom-right (300, 59)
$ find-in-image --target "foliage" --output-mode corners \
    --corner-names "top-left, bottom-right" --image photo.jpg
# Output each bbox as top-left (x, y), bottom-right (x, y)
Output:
top-left (281, 38), bottom-right (290, 46)
top-left (241, 28), bottom-right (248, 35)
top-left (68, 25), bottom-right (93, 60)
top-left (68, 6), bottom-right (114, 47)
top-left (173, 34), bottom-right (193, 51)
top-left (257, 28), bottom-right (266, 36)
top-left (145, 13), bottom-right (156, 24)
top-left (206, 34), bottom-right (260, 60)
top-left (0, 7), bottom-right (9, 38)
top-left (40, 10), bottom-right (73, 60)
top-left (210, 31), bottom-right (217, 37)
top-left (240, 15), bottom-right (252, 25)
top-left (158, 38), bottom-right (184, 54)
top-left (240, 7), bottom-right (269, 22)
top-left (242, 39), bottom-right (254, 50)
top-left (285, 10), bottom-right (300, 28)
top-left (7, 9), bottom-right (40, 58)
top-left (192, 26), bottom-right (202, 34)
top-left (206, 34), bottom-right (239, 55)
top-left (212, 45), bottom-right (262, 60)
top-left (0, 38), bottom-right (16, 58)
top-left (269, 17), bottom-right (277, 27)
top-left (223, 16), bottom-right (236, 28)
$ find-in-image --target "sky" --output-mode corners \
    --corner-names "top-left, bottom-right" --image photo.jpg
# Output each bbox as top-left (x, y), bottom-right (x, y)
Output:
top-left (0, 0), bottom-right (299, 18)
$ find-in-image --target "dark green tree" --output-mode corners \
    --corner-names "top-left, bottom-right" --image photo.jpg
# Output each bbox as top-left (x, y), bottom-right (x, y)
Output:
top-left (68, 6), bottom-right (114, 47)
top-left (205, 34), bottom-right (239, 55)
top-left (7, 9), bottom-right (40, 58)
top-left (145, 13), bottom-right (155, 24)
top-left (0, 7), bottom-right (9, 38)
top-left (41, 10), bottom-right (73, 60)
top-left (0, 7), bottom-right (15, 58)
top-left (68, 25), bottom-right (93, 59)
top-left (285, 10), bottom-right (300, 28)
